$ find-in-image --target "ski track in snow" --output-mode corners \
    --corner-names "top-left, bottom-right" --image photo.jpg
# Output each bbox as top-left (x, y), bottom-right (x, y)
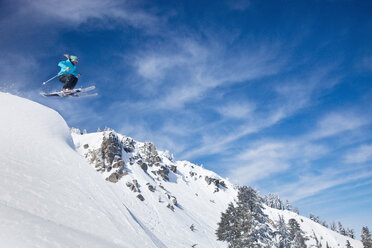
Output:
top-left (0, 201), bottom-right (125, 248)
top-left (123, 205), bottom-right (168, 248)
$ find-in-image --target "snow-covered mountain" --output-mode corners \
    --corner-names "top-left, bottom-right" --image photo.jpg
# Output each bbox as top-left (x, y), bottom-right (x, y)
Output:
top-left (0, 92), bottom-right (363, 248)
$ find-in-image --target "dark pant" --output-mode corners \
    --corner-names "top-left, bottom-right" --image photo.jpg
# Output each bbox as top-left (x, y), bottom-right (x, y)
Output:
top-left (58, 74), bottom-right (78, 90)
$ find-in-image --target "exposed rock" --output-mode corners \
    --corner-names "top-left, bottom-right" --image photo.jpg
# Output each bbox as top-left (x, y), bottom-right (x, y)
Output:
top-left (170, 165), bottom-right (177, 173)
top-left (154, 166), bottom-right (169, 181)
top-left (204, 176), bottom-right (227, 190)
top-left (190, 171), bottom-right (197, 177)
top-left (123, 137), bottom-right (135, 153)
top-left (167, 204), bottom-right (175, 212)
top-left (128, 158), bottom-right (134, 165)
top-left (148, 185), bottom-right (155, 192)
top-left (159, 185), bottom-right (166, 191)
top-left (171, 196), bottom-right (177, 205)
top-left (106, 172), bottom-right (120, 183)
top-left (190, 224), bottom-right (195, 231)
top-left (140, 162), bottom-right (148, 172)
top-left (205, 176), bottom-right (212, 185)
top-left (132, 179), bottom-right (138, 187)
top-left (125, 179), bottom-right (140, 192)
top-left (137, 194), bottom-right (145, 201)
top-left (126, 181), bottom-right (139, 192)
top-left (219, 181), bottom-right (227, 188)
top-left (141, 142), bottom-right (161, 167)
top-left (85, 131), bottom-right (127, 183)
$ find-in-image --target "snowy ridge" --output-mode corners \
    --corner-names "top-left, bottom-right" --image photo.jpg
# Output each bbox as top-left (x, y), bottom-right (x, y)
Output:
top-left (0, 92), bottom-right (363, 247)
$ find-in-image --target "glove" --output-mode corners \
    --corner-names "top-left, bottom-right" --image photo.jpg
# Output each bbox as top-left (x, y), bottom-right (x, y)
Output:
top-left (64, 54), bottom-right (70, 59)
top-left (78, 73), bottom-right (81, 77)
top-left (66, 67), bottom-right (70, 71)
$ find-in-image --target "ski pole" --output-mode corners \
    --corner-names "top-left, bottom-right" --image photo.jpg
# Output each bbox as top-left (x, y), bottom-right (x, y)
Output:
top-left (42, 69), bottom-right (67, 85)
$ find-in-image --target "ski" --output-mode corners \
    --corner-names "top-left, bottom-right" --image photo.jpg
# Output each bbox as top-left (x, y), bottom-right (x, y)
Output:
top-left (41, 86), bottom-right (96, 97)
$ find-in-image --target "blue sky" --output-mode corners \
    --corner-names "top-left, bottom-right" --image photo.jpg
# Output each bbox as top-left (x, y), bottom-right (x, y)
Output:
top-left (1, 0), bottom-right (371, 235)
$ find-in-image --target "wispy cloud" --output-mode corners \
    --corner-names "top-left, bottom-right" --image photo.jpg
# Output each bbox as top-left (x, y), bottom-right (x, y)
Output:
top-left (180, 66), bottom-right (342, 159)
top-left (344, 144), bottom-right (372, 164)
top-left (222, 108), bottom-right (372, 202)
top-left (216, 101), bottom-right (256, 119)
top-left (277, 167), bottom-right (372, 201)
top-left (132, 38), bottom-right (285, 109)
top-left (28, 0), bottom-right (157, 28)
top-left (308, 111), bottom-right (371, 141)
top-left (227, 140), bottom-right (329, 185)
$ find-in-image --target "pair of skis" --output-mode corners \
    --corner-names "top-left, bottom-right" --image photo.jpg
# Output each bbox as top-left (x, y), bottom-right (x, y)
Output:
top-left (41, 86), bottom-right (97, 98)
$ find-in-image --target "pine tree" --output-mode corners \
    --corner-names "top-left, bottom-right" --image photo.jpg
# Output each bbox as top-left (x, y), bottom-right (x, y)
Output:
top-left (216, 203), bottom-right (241, 247)
top-left (338, 222), bottom-right (346, 236)
top-left (288, 218), bottom-right (307, 248)
top-left (309, 213), bottom-right (315, 221)
top-left (346, 240), bottom-right (353, 248)
top-left (312, 231), bottom-right (323, 248)
top-left (361, 226), bottom-right (372, 248)
top-left (293, 207), bottom-right (299, 215)
top-left (285, 200), bottom-right (292, 211)
top-left (330, 222), bottom-right (337, 232)
top-left (347, 228), bottom-right (355, 239)
top-left (216, 186), bottom-right (273, 247)
top-left (275, 215), bottom-right (291, 248)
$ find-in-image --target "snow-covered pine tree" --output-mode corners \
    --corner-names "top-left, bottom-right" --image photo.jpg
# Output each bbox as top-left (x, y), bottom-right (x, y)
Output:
top-left (361, 226), bottom-right (372, 248)
top-left (293, 207), bottom-right (299, 215)
top-left (216, 186), bottom-right (273, 247)
top-left (274, 215), bottom-right (291, 248)
top-left (330, 222), bottom-right (337, 232)
top-left (346, 240), bottom-right (353, 248)
top-left (309, 213), bottom-right (315, 221)
top-left (216, 203), bottom-right (240, 247)
top-left (312, 231), bottom-right (323, 248)
top-left (338, 222), bottom-right (346, 236)
top-left (347, 228), bottom-right (355, 239)
top-left (288, 218), bottom-right (307, 248)
top-left (286, 200), bottom-right (292, 211)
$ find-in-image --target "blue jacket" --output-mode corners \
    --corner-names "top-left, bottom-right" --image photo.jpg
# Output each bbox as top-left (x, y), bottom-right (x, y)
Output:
top-left (58, 59), bottom-right (78, 76)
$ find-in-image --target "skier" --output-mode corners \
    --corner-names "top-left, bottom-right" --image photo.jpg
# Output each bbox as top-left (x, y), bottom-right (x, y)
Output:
top-left (58, 54), bottom-right (81, 92)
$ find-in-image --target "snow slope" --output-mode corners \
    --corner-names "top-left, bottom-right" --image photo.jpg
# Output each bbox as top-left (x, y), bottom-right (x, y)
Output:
top-left (0, 93), bottom-right (161, 247)
top-left (0, 92), bottom-right (363, 248)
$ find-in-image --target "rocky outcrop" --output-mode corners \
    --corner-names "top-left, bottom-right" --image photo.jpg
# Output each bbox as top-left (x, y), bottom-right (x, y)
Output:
top-left (86, 131), bottom-right (126, 183)
top-left (205, 176), bottom-right (227, 192)
top-left (167, 204), bottom-right (175, 211)
top-left (126, 179), bottom-right (140, 192)
top-left (151, 165), bottom-right (170, 181)
top-left (170, 165), bottom-right (177, 173)
top-left (141, 142), bottom-right (162, 167)
top-left (123, 137), bottom-right (135, 153)
top-left (147, 183), bottom-right (156, 192)
top-left (137, 194), bottom-right (145, 201)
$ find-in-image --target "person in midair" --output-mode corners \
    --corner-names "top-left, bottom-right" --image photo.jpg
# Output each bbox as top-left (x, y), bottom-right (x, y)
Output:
top-left (58, 54), bottom-right (80, 92)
